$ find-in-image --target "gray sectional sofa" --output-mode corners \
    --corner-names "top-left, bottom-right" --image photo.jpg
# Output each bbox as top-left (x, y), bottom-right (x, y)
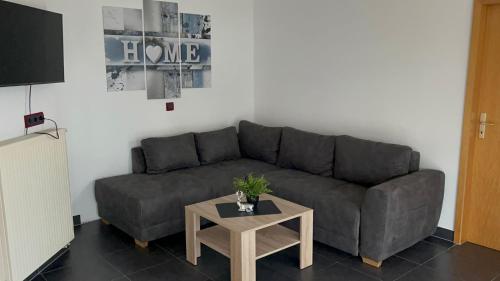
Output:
top-left (95, 121), bottom-right (445, 266)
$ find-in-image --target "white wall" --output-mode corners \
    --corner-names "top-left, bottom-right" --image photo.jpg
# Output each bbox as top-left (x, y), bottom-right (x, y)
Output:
top-left (0, 0), bottom-right (255, 222)
top-left (0, 0), bottom-right (473, 230)
top-left (254, 0), bottom-right (473, 230)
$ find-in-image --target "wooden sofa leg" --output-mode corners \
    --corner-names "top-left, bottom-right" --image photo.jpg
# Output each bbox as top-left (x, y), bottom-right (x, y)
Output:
top-left (101, 219), bottom-right (110, 225)
top-left (135, 239), bottom-right (149, 248)
top-left (362, 257), bottom-right (382, 268)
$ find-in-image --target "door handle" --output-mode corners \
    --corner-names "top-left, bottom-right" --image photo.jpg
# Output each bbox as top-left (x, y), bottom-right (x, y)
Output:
top-left (479, 112), bottom-right (496, 139)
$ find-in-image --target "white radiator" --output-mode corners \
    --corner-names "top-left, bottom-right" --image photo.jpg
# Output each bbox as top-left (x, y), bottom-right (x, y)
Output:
top-left (0, 129), bottom-right (74, 281)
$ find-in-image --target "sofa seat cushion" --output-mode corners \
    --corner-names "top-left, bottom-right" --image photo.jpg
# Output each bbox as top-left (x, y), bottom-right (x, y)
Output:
top-left (95, 172), bottom-right (214, 228)
top-left (176, 158), bottom-right (281, 196)
top-left (195, 127), bottom-right (241, 165)
top-left (238, 120), bottom-right (282, 164)
top-left (263, 169), bottom-right (366, 254)
top-left (95, 158), bottom-right (280, 229)
top-left (277, 127), bottom-right (335, 176)
top-left (334, 135), bottom-right (413, 186)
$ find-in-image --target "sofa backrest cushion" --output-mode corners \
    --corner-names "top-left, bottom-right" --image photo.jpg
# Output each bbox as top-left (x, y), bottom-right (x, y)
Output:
top-left (195, 127), bottom-right (241, 165)
top-left (334, 135), bottom-right (412, 186)
top-left (409, 151), bottom-right (420, 173)
top-left (131, 147), bottom-right (146, 174)
top-left (141, 133), bottom-right (200, 174)
top-left (238, 120), bottom-right (282, 164)
top-left (277, 127), bottom-right (335, 176)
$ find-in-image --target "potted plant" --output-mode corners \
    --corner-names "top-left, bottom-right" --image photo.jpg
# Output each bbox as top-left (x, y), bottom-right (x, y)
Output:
top-left (233, 174), bottom-right (272, 208)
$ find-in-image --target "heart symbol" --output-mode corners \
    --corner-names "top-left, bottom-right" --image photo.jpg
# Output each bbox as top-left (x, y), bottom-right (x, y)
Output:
top-left (146, 45), bottom-right (163, 64)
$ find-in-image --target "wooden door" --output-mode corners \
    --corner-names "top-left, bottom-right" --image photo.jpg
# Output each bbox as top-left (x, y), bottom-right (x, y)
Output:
top-left (455, 0), bottom-right (500, 250)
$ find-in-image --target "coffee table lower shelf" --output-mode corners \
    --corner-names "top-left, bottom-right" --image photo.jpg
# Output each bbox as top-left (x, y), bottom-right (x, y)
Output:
top-left (197, 224), bottom-right (300, 259)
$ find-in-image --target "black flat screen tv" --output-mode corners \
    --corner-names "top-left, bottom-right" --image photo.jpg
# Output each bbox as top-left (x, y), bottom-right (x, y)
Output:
top-left (0, 1), bottom-right (64, 87)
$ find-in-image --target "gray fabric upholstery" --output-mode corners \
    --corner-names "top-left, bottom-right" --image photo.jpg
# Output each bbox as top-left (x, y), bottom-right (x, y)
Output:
top-left (131, 147), bottom-right (146, 174)
top-left (176, 158), bottom-right (280, 196)
top-left (196, 127), bottom-right (241, 165)
top-left (360, 170), bottom-right (445, 261)
top-left (334, 135), bottom-right (412, 186)
top-left (95, 158), bottom-right (279, 241)
top-left (409, 151), bottom-right (420, 173)
top-left (95, 172), bottom-right (213, 228)
top-left (277, 127), bottom-right (335, 176)
top-left (238, 120), bottom-right (282, 164)
top-left (263, 169), bottom-right (366, 255)
top-left (96, 124), bottom-right (446, 263)
top-left (141, 133), bottom-right (200, 174)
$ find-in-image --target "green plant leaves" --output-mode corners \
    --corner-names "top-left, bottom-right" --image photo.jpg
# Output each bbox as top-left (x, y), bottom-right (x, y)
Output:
top-left (233, 174), bottom-right (272, 200)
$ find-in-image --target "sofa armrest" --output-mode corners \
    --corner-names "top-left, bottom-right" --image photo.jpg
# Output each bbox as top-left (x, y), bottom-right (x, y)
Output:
top-left (360, 169), bottom-right (445, 262)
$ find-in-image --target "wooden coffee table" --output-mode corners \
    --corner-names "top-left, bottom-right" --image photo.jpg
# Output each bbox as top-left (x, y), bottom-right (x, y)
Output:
top-left (185, 194), bottom-right (313, 281)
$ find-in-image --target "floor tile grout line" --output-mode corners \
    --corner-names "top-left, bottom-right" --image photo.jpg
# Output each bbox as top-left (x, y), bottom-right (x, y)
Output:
top-left (100, 245), bottom-right (132, 256)
top-left (313, 250), bottom-right (351, 263)
top-left (338, 255), bottom-right (420, 280)
top-left (99, 242), bottom-right (175, 277)
top-left (41, 265), bottom-right (69, 275)
top-left (155, 243), bottom-right (185, 257)
top-left (429, 234), bottom-right (455, 244)
top-left (420, 243), bottom-right (458, 269)
top-left (41, 264), bottom-right (72, 275)
top-left (99, 253), bottom-right (129, 281)
top-left (154, 243), bottom-right (171, 253)
top-left (167, 250), bottom-right (219, 281)
top-left (422, 238), bottom-right (453, 248)
top-left (394, 250), bottom-right (448, 267)
top-left (392, 264), bottom-right (423, 281)
top-left (393, 254), bottom-right (425, 266)
top-left (113, 275), bottom-right (132, 281)
top-left (42, 240), bottom-right (129, 274)
top-left (41, 246), bottom-right (130, 277)
top-left (393, 240), bottom-right (453, 265)
top-left (335, 262), bottom-right (382, 281)
top-left (115, 256), bottom-right (174, 277)
top-left (123, 260), bottom-right (174, 278)
top-left (397, 264), bottom-right (468, 281)
top-left (119, 243), bottom-right (188, 277)
top-left (417, 251), bottom-right (450, 266)
top-left (33, 247), bottom-right (70, 276)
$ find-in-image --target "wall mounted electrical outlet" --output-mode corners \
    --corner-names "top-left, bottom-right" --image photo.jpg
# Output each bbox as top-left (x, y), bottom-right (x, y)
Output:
top-left (166, 102), bottom-right (174, 111)
top-left (24, 112), bottom-right (45, 128)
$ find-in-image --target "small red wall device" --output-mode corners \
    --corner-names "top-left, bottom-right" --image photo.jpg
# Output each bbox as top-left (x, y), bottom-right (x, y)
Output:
top-left (24, 112), bottom-right (45, 128)
top-left (166, 102), bottom-right (174, 111)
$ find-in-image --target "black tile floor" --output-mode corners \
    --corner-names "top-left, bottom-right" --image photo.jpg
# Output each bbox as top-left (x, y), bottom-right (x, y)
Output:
top-left (28, 221), bottom-right (500, 281)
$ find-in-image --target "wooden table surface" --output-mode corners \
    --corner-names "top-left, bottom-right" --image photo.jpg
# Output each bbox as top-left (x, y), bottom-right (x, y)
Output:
top-left (185, 194), bottom-right (314, 281)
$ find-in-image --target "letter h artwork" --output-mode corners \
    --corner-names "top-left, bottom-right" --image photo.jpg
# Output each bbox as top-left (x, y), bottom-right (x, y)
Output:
top-left (102, 1), bottom-right (212, 99)
top-left (102, 6), bottom-right (145, 92)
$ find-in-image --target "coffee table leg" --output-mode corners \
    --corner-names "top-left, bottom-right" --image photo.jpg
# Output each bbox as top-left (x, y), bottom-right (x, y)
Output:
top-left (185, 208), bottom-right (200, 265)
top-left (300, 210), bottom-right (313, 269)
top-left (230, 230), bottom-right (256, 281)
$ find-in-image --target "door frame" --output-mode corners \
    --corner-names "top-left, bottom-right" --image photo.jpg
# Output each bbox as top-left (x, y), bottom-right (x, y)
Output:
top-left (454, 0), bottom-right (500, 244)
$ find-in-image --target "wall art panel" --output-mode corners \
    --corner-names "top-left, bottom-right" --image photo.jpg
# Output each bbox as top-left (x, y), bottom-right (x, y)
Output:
top-left (143, 0), bottom-right (182, 99)
top-left (102, 7), bottom-right (145, 92)
top-left (181, 13), bottom-right (212, 89)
